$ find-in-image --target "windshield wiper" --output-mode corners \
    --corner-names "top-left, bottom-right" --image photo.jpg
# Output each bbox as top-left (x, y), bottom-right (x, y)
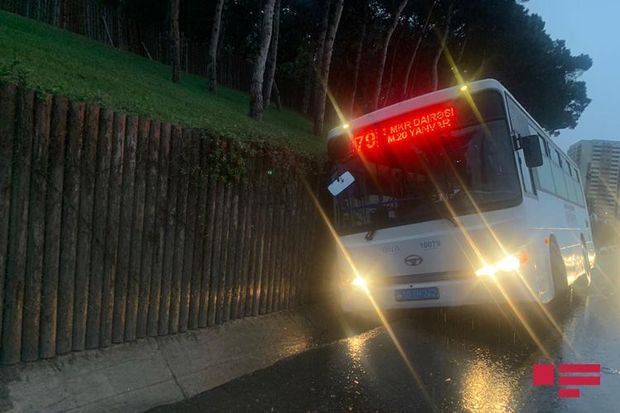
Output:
top-left (364, 205), bottom-right (390, 241)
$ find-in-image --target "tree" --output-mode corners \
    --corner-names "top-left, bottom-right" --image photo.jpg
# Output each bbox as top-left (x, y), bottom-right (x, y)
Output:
top-left (450, 0), bottom-right (592, 132)
top-left (348, 19), bottom-right (366, 117)
top-left (369, 0), bottom-right (408, 111)
top-left (263, 0), bottom-right (281, 108)
top-left (313, 0), bottom-right (345, 136)
top-left (207, 0), bottom-right (226, 91)
top-left (431, 2), bottom-right (452, 91)
top-left (402, 0), bottom-right (436, 98)
top-left (170, 0), bottom-right (181, 83)
top-left (308, 0), bottom-right (333, 116)
top-left (249, 0), bottom-right (277, 120)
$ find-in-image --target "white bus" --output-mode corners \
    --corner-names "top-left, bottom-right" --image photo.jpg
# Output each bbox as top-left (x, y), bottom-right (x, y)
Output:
top-left (327, 79), bottom-right (594, 312)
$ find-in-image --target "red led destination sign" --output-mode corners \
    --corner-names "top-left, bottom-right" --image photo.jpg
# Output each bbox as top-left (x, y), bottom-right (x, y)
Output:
top-left (352, 105), bottom-right (457, 155)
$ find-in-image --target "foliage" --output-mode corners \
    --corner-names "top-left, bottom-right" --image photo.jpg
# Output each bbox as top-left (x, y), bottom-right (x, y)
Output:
top-left (1, 0), bottom-right (593, 138)
top-left (448, 0), bottom-right (592, 133)
top-left (0, 10), bottom-right (322, 154)
top-left (324, 0), bottom-right (591, 133)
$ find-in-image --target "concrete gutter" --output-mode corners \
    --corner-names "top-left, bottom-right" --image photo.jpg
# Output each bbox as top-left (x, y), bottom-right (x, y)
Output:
top-left (0, 303), bottom-right (362, 412)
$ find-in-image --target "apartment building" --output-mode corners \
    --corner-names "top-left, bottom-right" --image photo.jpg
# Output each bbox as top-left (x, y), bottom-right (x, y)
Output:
top-left (568, 139), bottom-right (620, 219)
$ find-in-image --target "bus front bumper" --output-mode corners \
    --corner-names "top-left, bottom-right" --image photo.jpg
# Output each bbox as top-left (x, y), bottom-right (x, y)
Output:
top-left (339, 275), bottom-right (540, 313)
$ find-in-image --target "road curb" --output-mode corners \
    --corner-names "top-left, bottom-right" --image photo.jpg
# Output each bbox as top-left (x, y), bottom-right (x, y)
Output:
top-left (0, 304), bottom-right (347, 412)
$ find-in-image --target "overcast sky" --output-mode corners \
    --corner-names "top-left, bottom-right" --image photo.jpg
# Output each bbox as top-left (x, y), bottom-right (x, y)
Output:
top-left (525, 0), bottom-right (620, 150)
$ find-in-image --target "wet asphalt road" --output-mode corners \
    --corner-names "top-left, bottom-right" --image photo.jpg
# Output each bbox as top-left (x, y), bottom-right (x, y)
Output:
top-left (154, 254), bottom-right (620, 412)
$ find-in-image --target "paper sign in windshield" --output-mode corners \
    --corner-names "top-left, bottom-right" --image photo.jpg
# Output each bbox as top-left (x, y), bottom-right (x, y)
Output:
top-left (328, 171), bottom-right (355, 196)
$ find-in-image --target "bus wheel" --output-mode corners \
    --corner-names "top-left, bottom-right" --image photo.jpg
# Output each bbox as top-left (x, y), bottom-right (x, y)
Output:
top-left (574, 241), bottom-right (592, 291)
top-left (549, 240), bottom-right (569, 304)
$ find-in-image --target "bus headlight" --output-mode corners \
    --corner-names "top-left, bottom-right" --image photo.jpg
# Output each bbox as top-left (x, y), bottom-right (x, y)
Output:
top-left (351, 275), bottom-right (368, 290)
top-left (475, 254), bottom-right (523, 278)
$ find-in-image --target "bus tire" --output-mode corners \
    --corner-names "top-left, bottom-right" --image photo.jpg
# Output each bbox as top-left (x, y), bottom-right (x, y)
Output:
top-left (574, 239), bottom-right (592, 291)
top-left (549, 239), bottom-right (569, 304)
top-left (581, 237), bottom-right (592, 286)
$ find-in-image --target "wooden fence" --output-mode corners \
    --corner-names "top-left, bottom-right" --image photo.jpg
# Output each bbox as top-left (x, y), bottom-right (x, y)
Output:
top-left (0, 83), bottom-right (325, 364)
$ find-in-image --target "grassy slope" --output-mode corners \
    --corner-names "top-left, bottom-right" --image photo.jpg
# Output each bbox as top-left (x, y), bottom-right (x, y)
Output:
top-left (0, 11), bottom-right (322, 154)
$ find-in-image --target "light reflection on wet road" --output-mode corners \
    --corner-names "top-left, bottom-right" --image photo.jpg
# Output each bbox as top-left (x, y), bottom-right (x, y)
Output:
top-left (155, 255), bottom-right (620, 412)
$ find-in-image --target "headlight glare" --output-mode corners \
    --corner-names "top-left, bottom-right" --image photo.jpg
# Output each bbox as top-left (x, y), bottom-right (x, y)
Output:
top-left (476, 254), bottom-right (522, 278)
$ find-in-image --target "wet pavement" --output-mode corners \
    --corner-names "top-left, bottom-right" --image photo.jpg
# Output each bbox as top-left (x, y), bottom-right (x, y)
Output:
top-left (153, 254), bottom-right (620, 412)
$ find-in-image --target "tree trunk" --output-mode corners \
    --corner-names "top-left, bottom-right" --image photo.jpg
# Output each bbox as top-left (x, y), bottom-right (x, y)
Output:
top-left (402, 0), bottom-right (436, 98)
top-left (273, 80), bottom-right (282, 111)
top-left (381, 28), bottom-right (404, 107)
top-left (310, 0), bottom-right (332, 115)
top-left (431, 3), bottom-right (453, 91)
top-left (369, 0), bottom-right (408, 111)
top-left (249, 0), bottom-right (277, 120)
top-left (313, 0), bottom-right (344, 136)
top-left (348, 21), bottom-right (366, 117)
top-left (263, 0), bottom-right (281, 108)
top-left (301, 62), bottom-right (313, 114)
top-left (207, 0), bottom-right (226, 91)
top-left (170, 0), bottom-right (181, 83)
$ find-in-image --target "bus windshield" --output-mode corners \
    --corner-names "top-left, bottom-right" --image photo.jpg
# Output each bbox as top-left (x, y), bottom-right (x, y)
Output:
top-left (331, 91), bottom-right (521, 235)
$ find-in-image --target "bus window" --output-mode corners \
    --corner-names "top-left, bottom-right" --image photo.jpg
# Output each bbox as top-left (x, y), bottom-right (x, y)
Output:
top-left (518, 151), bottom-right (536, 194)
top-left (555, 151), bottom-right (563, 169)
top-left (534, 136), bottom-right (556, 193)
top-left (566, 174), bottom-right (578, 203)
top-left (506, 96), bottom-right (536, 195)
top-left (551, 161), bottom-right (568, 198)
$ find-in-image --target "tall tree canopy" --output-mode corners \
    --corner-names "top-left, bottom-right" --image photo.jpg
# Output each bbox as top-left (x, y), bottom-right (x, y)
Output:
top-left (11, 0), bottom-right (592, 135)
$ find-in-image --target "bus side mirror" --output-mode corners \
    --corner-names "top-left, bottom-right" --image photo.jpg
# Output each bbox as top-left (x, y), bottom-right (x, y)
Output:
top-left (521, 134), bottom-right (543, 168)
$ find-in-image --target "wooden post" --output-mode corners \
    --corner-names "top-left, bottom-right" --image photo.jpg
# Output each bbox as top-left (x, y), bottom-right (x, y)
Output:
top-left (158, 126), bottom-right (182, 336)
top-left (251, 156), bottom-right (269, 316)
top-left (178, 130), bottom-right (198, 332)
top-left (99, 112), bottom-right (125, 347)
top-left (189, 136), bottom-right (208, 330)
top-left (259, 168), bottom-right (276, 315)
top-left (231, 164), bottom-right (249, 320)
top-left (237, 156), bottom-right (256, 318)
top-left (168, 128), bottom-right (190, 334)
top-left (39, 97), bottom-right (69, 357)
top-left (207, 171), bottom-right (225, 326)
top-left (271, 183), bottom-right (285, 312)
top-left (288, 179), bottom-right (304, 308)
top-left (72, 104), bottom-right (100, 351)
top-left (86, 109), bottom-right (112, 350)
top-left (111, 115), bottom-right (139, 343)
top-left (277, 183), bottom-right (292, 310)
top-left (215, 181), bottom-right (232, 324)
top-left (148, 122), bottom-right (171, 336)
top-left (22, 94), bottom-right (52, 361)
top-left (0, 84), bottom-right (17, 352)
top-left (1, 89), bottom-right (34, 364)
top-left (137, 120), bottom-right (160, 338)
top-left (124, 118), bottom-right (149, 341)
top-left (199, 158), bottom-right (217, 328)
top-left (56, 101), bottom-right (84, 355)
top-left (223, 175), bottom-right (240, 322)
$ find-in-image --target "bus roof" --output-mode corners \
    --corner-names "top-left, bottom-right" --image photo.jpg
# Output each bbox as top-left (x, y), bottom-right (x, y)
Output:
top-left (327, 79), bottom-right (506, 140)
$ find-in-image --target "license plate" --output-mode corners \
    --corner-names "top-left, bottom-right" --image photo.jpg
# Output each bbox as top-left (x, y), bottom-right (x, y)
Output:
top-left (395, 287), bottom-right (439, 301)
